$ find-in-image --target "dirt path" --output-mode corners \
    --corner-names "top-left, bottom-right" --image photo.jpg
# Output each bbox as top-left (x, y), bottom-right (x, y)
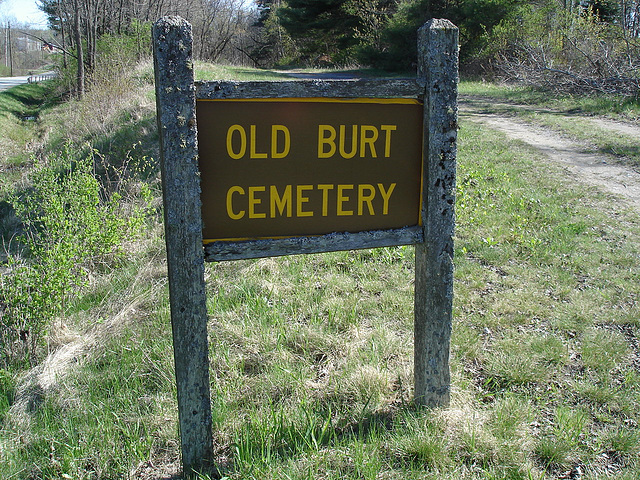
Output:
top-left (460, 96), bottom-right (640, 211)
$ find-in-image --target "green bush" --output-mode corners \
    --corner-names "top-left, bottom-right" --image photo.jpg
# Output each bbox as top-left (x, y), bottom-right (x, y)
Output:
top-left (96, 20), bottom-right (152, 65)
top-left (0, 144), bottom-right (150, 367)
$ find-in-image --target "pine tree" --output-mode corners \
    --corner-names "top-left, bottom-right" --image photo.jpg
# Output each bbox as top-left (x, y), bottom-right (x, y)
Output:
top-left (277, 0), bottom-right (360, 63)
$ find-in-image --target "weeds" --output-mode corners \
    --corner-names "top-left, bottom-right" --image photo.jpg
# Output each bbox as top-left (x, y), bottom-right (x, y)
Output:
top-left (0, 144), bottom-right (150, 367)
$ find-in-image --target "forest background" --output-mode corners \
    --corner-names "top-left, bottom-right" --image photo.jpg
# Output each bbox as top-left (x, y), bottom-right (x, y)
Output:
top-left (1, 0), bottom-right (638, 97)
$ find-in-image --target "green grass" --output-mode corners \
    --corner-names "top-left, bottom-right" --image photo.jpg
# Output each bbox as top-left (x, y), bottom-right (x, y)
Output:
top-left (0, 82), bottom-right (57, 168)
top-left (194, 62), bottom-right (295, 81)
top-left (0, 81), bottom-right (58, 172)
top-left (460, 80), bottom-right (640, 120)
top-left (1, 67), bottom-right (640, 479)
top-left (193, 63), bottom-right (414, 82)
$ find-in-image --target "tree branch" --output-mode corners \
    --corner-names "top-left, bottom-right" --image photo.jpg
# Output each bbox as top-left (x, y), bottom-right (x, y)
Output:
top-left (15, 29), bottom-right (78, 60)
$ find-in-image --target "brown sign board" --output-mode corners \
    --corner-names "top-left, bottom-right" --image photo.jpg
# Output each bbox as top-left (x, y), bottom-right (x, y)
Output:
top-left (196, 98), bottom-right (424, 242)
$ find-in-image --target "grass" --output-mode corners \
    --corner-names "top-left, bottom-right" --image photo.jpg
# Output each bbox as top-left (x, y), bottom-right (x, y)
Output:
top-left (460, 81), bottom-right (640, 120)
top-left (0, 82), bottom-right (56, 170)
top-left (194, 62), bottom-right (295, 82)
top-left (1, 70), bottom-right (640, 479)
top-left (193, 63), bottom-right (415, 82)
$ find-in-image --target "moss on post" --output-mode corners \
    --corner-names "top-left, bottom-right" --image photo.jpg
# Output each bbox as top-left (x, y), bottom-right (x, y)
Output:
top-left (414, 19), bottom-right (459, 408)
top-left (152, 16), bottom-right (214, 474)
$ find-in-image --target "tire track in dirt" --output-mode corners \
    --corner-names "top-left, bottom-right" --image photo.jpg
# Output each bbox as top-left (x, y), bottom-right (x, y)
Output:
top-left (460, 95), bottom-right (640, 139)
top-left (460, 99), bottom-right (640, 211)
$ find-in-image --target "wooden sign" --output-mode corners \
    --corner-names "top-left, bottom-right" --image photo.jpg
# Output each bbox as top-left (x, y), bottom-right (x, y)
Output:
top-left (196, 98), bottom-right (423, 241)
top-left (153, 15), bottom-right (458, 475)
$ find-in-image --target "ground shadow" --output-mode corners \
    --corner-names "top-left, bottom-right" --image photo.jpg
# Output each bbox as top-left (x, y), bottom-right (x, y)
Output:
top-left (0, 83), bottom-right (60, 120)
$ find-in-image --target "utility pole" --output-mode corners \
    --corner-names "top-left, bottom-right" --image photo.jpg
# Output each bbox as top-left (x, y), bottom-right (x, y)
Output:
top-left (8, 21), bottom-right (13, 76)
top-left (3, 24), bottom-right (7, 68)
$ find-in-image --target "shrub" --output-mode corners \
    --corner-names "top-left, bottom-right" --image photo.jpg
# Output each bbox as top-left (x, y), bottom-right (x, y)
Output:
top-left (486, 1), bottom-right (640, 95)
top-left (0, 144), bottom-right (150, 367)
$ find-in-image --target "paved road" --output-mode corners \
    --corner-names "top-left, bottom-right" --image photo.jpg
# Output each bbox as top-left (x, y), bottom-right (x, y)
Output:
top-left (0, 72), bottom-right (56, 92)
top-left (0, 75), bottom-right (32, 92)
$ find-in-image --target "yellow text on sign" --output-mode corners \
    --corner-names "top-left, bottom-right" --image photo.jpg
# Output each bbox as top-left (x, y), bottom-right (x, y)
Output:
top-left (318, 124), bottom-right (397, 159)
top-left (226, 124), bottom-right (291, 159)
top-left (226, 183), bottom-right (397, 220)
top-left (224, 124), bottom-right (398, 160)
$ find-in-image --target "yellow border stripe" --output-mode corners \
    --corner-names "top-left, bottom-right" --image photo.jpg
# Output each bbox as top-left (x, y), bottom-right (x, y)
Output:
top-left (203, 235), bottom-right (311, 243)
top-left (198, 97), bottom-right (421, 105)
top-left (198, 95), bottom-right (424, 242)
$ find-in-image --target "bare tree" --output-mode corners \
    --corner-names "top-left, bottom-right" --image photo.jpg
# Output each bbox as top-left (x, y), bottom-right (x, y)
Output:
top-left (38, 0), bottom-right (255, 93)
top-left (496, 8), bottom-right (640, 96)
top-left (193, 0), bottom-right (249, 61)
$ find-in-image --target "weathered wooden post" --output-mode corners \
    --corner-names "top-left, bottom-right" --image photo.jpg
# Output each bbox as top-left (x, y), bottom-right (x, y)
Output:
top-left (152, 17), bottom-right (213, 472)
top-left (414, 19), bottom-right (458, 407)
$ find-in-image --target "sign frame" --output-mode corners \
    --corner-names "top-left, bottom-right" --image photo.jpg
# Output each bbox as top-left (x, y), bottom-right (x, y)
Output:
top-left (195, 82), bottom-right (428, 261)
top-left (152, 15), bottom-right (458, 474)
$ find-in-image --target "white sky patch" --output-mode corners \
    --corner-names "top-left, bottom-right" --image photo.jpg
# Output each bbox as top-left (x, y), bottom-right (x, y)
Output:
top-left (0, 0), bottom-right (49, 28)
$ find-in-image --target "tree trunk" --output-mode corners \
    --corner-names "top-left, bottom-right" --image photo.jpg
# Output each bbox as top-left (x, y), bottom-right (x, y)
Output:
top-left (8, 22), bottom-right (13, 76)
top-left (74, 0), bottom-right (85, 97)
top-left (59, 2), bottom-right (68, 69)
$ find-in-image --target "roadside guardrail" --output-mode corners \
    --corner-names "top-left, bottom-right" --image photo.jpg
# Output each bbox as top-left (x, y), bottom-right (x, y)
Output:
top-left (28, 72), bottom-right (57, 84)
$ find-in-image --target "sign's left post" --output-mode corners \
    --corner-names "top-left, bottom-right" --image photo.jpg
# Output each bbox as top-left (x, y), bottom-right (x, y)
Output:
top-left (152, 16), bottom-right (214, 474)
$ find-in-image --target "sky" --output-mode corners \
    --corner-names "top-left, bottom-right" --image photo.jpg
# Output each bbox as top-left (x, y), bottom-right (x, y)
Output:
top-left (0, 0), bottom-right (49, 28)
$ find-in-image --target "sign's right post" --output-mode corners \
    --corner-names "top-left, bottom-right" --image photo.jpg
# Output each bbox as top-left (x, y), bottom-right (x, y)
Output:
top-left (414, 19), bottom-right (459, 407)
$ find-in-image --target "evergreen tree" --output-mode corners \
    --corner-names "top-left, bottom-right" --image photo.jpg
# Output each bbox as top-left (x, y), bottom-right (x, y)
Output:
top-left (363, 0), bottom-right (522, 71)
top-left (277, 0), bottom-right (400, 65)
top-left (580, 0), bottom-right (620, 22)
top-left (246, 0), bottom-right (296, 66)
top-left (277, 0), bottom-right (361, 63)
